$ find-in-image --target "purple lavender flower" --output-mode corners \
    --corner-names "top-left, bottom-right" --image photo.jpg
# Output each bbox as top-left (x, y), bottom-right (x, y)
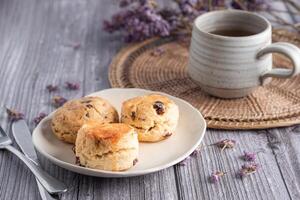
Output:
top-left (72, 43), bottom-right (81, 50)
top-left (238, 163), bottom-right (259, 178)
top-left (120, 0), bottom-right (130, 7)
top-left (215, 139), bottom-right (236, 151)
top-left (231, 0), bottom-right (244, 9)
top-left (180, 3), bottom-right (194, 15)
top-left (65, 82), bottom-right (80, 90)
top-left (103, 20), bottom-right (115, 33)
top-left (242, 151), bottom-right (256, 162)
top-left (6, 108), bottom-right (24, 122)
top-left (159, 8), bottom-right (180, 29)
top-left (209, 171), bottom-right (226, 183)
top-left (212, 0), bottom-right (225, 7)
top-left (246, 0), bottom-right (269, 11)
top-left (33, 113), bottom-right (47, 125)
top-left (52, 96), bottom-right (67, 108)
top-left (103, 2), bottom-right (171, 42)
top-left (176, 0), bottom-right (200, 19)
top-left (231, 0), bottom-right (269, 11)
top-left (150, 47), bottom-right (165, 56)
top-left (177, 156), bottom-right (191, 166)
top-left (190, 148), bottom-right (201, 157)
top-left (46, 84), bottom-right (58, 92)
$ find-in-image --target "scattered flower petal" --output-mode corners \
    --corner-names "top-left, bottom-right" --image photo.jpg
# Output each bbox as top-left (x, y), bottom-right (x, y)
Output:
top-left (177, 157), bottom-right (191, 166)
top-left (231, 0), bottom-right (269, 11)
top-left (191, 148), bottom-right (200, 157)
top-left (46, 84), bottom-right (58, 92)
top-left (6, 108), bottom-right (24, 122)
top-left (72, 43), bottom-right (81, 50)
top-left (209, 171), bottom-right (226, 183)
top-left (65, 82), bottom-right (80, 90)
top-left (52, 96), bottom-right (67, 108)
top-left (242, 151), bottom-right (256, 162)
top-left (238, 163), bottom-right (259, 178)
top-left (150, 47), bottom-right (165, 56)
top-left (33, 113), bottom-right (47, 125)
top-left (119, 0), bottom-right (130, 7)
top-left (215, 139), bottom-right (236, 151)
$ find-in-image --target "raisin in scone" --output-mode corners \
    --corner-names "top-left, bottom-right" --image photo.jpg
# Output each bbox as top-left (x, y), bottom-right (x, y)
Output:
top-left (75, 123), bottom-right (139, 171)
top-left (51, 96), bottom-right (119, 144)
top-left (121, 94), bottom-right (179, 142)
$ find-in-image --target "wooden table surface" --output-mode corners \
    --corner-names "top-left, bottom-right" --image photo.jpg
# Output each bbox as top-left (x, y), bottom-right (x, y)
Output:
top-left (0, 0), bottom-right (299, 200)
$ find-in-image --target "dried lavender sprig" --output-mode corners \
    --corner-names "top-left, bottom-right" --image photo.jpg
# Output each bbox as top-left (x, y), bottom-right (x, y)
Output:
top-left (46, 84), bottom-right (58, 92)
top-left (209, 171), bottom-right (226, 183)
top-left (72, 43), bottom-right (81, 50)
top-left (177, 156), bottom-right (191, 166)
top-left (238, 163), bottom-right (259, 178)
top-left (103, 1), bottom-right (172, 42)
top-left (52, 96), bottom-right (68, 108)
top-left (6, 107), bottom-right (24, 122)
top-left (242, 151), bottom-right (256, 162)
top-left (190, 148), bottom-right (200, 157)
top-left (65, 82), bottom-right (80, 90)
top-left (33, 113), bottom-right (47, 125)
top-left (215, 139), bottom-right (236, 151)
top-left (150, 47), bottom-right (165, 56)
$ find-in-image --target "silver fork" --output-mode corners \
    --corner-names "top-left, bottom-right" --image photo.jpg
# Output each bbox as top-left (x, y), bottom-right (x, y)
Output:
top-left (0, 125), bottom-right (67, 194)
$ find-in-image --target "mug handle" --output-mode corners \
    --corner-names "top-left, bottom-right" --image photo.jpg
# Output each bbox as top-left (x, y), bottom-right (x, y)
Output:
top-left (257, 42), bottom-right (300, 79)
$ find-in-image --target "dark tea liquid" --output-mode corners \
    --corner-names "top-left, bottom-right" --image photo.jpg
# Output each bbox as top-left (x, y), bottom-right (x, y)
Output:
top-left (210, 29), bottom-right (256, 37)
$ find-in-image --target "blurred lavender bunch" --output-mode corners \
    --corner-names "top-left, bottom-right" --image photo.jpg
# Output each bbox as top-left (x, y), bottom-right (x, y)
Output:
top-left (231, 0), bottom-right (269, 11)
top-left (103, 0), bottom-right (270, 42)
top-left (103, 0), bottom-right (171, 42)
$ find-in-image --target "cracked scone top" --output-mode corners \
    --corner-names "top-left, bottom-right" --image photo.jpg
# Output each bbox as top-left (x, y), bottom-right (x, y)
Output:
top-left (75, 122), bottom-right (139, 171)
top-left (51, 96), bottom-right (119, 144)
top-left (121, 94), bottom-right (179, 142)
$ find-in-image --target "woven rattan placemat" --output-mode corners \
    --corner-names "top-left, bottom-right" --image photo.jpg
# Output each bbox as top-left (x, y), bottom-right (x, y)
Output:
top-left (109, 30), bottom-right (300, 129)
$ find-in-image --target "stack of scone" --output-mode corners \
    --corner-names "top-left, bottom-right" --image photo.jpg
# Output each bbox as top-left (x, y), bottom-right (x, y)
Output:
top-left (51, 94), bottom-right (179, 171)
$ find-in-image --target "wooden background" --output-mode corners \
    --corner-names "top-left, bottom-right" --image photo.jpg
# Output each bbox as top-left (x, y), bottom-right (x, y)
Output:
top-left (0, 0), bottom-right (299, 199)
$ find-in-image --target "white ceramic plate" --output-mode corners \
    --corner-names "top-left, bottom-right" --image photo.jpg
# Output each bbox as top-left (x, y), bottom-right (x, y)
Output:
top-left (32, 88), bottom-right (206, 177)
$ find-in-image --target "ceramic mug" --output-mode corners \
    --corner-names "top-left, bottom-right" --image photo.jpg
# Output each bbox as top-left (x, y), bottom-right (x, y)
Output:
top-left (188, 10), bottom-right (300, 98)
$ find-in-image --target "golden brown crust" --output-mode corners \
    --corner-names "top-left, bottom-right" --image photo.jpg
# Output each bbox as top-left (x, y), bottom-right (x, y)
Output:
top-left (75, 122), bottom-right (139, 171)
top-left (121, 94), bottom-right (179, 142)
top-left (85, 122), bottom-right (134, 143)
top-left (122, 94), bottom-right (174, 110)
top-left (51, 96), bottom-right (119, 143)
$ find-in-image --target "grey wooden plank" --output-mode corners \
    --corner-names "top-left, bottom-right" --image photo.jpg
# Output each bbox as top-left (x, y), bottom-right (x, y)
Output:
top-left (174, 129), bottom-right (291, 200)
top-left (283, 0), bottom-right (300, 24)
top-left (266, 127), bottom-right (300, 199)
top-left (77, 169), bottom-right (178, 200)
top-left (0, 0), bottom-right (43, 199)
top-left (261, 0), bottom-right (296, 28)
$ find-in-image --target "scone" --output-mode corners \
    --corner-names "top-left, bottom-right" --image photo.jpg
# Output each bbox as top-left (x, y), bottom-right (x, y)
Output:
top-left (51, 96), bottom-right (119, 144)
top-left (75, 123), bottom-right (139, 171)
top-left (121, 94), bottom-right (179, 142)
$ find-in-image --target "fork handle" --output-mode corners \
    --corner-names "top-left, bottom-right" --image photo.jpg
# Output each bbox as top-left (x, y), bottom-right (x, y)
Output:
top-left (5, 145), bottom-right (67, 194)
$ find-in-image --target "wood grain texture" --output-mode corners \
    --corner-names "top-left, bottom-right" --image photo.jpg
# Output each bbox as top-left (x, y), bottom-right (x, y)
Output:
top-left (0, 0), bottom-right (299, 200)
top-left (175, 130), bottom-right (292, 200)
